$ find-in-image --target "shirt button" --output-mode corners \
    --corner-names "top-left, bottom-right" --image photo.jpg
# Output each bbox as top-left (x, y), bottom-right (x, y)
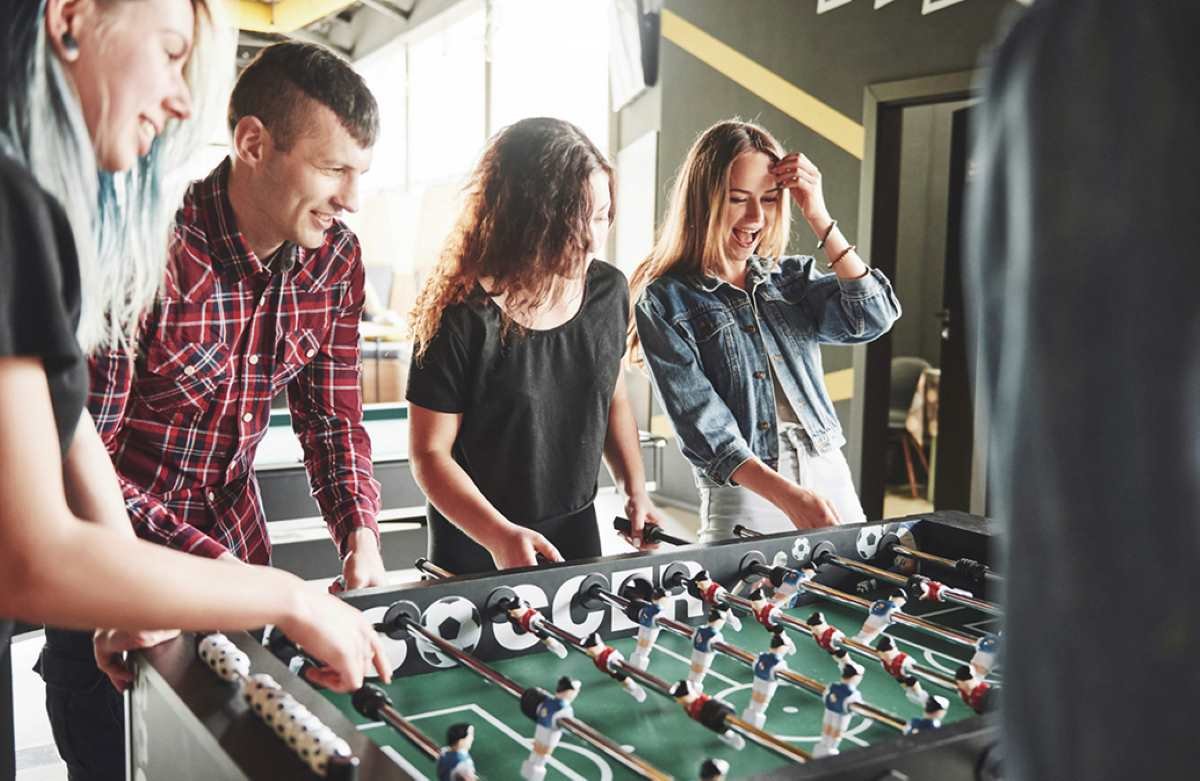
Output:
top-left (743, 324), bottom-right (758, 334)
top-left (207, 490), bottom-right (216, 502)
top-left (248, 355), bottom-right (259, 365)
top-left (183, 365), bottom-right (196, 376)
top-left (753, 371), bottom-right (766, 380)
top-left (242, 413), bottom-right (253, 423)
top-left (758, 421), bottom-right (770, 431)
top-left (306, 349), bottom-right (316, 359)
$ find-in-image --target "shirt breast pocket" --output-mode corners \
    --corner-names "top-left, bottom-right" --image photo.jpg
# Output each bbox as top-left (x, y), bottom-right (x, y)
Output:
top-left (272, 329), bottom-right (322, 390)
top-left (137, 340), bottom-right (231, 419)
top-left (677, 307), bottom-right (739, 379)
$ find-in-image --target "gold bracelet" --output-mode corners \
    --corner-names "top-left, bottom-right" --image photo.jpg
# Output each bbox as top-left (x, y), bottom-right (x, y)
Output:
top-left (827, 244), bottom-right (856, 269)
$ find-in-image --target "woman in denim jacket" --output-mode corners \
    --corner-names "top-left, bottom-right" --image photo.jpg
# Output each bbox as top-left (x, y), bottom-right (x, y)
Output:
top-left (630, 120), bottom-right (901, 542)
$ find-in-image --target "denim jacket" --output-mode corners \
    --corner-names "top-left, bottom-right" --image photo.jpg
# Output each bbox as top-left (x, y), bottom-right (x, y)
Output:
top-left (635, 255), bottom-right (901, 485)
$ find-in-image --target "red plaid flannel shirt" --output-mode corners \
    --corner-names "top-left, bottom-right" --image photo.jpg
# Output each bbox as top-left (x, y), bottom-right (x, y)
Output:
top-left (88, 159), bottom-right (380, 565)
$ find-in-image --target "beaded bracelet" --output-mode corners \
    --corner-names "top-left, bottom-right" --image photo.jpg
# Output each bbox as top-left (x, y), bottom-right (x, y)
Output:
top-left (827, 244), bottom-right (857, 269)
top-left (816, 219), bottom-right (838, 249)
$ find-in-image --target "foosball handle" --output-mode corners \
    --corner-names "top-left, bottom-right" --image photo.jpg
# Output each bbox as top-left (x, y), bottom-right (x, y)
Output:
top-left (326, 753), bottom-right (360, 781)
top-left (519, 686), bottom-right (551, 722)
top-left (612, 517), bottom-right (690, 546)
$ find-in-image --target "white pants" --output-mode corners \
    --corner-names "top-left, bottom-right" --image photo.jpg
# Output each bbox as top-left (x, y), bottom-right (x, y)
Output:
top-left (696, 425), bottom-right (866, 543)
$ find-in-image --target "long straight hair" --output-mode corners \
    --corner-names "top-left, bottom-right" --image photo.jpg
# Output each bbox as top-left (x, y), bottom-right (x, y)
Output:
top-left (627, 119), bottom-right (791, 361)
top-left (0, 0), bottom-right (231, 353)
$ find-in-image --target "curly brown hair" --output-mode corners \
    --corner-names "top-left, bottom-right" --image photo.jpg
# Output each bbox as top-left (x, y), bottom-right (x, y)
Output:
top-left (409, 117), bottom-right (614, 359)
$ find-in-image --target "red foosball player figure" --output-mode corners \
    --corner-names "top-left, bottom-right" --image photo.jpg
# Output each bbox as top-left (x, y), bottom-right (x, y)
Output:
top-left (769, 565), bottom-right (816, 608)
top-left (690, 570), bottom-right (743, 631)
top-left (507, 599), bottom-right (568, 659)
top-left (741, 629), bottom-right (796, 728)
top-left (688, 605), bottom-right (728, 691)
top-left (970, 633), bottom-right (1000, 677)
top-left (521, 677), bottom-right (581, 781)
top-left (805, 611), bottom-right (847, 665)
top-left (853, 590), bottom-right (907, 643)
top-left (747, 588), bottom-right (782, 632)
top-left (436, 723), bottom-right (476, 781)
top-left (670, 680), bottom-right (746, 750)
top-left (813, 661), bottom-right (865, 757)
top-left (582, 632), bottom-right (647, 702)
top-left (904, 695), bottom-right (949, 735)
top-left (699, 757), bottom-right (730, 781)
top-left (628, 588), bottom-right (669, 670)
top-left (875, 636), bottom-right (927, 705)
top-left (955, 664), bottom-right (994, 714)
top-left (908, 574), bottom-right (974, 605)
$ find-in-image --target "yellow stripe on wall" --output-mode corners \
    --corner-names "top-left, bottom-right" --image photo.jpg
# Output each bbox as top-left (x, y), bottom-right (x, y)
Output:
top-left (660, 9), bottom-right (865, 160)
top-left (234, 0), bottom-right (358, 34)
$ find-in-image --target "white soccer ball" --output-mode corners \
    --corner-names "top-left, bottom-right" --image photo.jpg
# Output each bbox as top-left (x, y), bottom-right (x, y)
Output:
top-left (415, 596), bottom-right (483, 669)
top-left (362, 605), bottom-right (407, 677)
top-left (856, 525), bottom-right (884, 559)
top-left (791, 536), bottom-right (812, 563)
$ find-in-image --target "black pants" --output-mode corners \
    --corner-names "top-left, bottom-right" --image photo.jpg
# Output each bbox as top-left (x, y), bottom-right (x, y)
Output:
top-left (428, 502), bottom-right (601, 575)
top-left (37, 628), bottom-right (124, 781)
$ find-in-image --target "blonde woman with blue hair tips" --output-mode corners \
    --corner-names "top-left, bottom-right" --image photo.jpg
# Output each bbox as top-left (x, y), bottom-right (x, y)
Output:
top-left (0, 2), bottom-right (390, 776)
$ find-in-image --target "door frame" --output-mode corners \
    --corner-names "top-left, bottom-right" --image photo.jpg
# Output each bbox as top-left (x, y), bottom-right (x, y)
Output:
top-left (847, 69), bottom-right (989, 520)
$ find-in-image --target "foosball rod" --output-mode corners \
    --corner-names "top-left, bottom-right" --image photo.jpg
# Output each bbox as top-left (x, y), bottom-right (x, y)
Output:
top-left (731, 526), bottom-right (1001, 615)
top-left (414, 560), bottom-right (811, 765)
top-left (659, 572), bottom-right (958, 693)
top-left (587, 584), bottom-right (906, 733)
top-left (888, 542), bottom-right (1003, 584)
top-left (379, 608), bottom-right (673, 781)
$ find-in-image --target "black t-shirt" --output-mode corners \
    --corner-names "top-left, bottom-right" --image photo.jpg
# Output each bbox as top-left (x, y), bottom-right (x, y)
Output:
top-left (406, 260), bottom-right (628, 572)
top-left (0, 154), bottom-right (88, 656)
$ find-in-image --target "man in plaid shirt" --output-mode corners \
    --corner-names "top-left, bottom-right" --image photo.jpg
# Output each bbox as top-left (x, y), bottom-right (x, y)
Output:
top-left (42, 43), bottom-right (387, 778)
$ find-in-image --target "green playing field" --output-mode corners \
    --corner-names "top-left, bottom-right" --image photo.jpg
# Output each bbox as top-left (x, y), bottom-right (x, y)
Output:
top-left (320, 598), bottom-right (997, 780)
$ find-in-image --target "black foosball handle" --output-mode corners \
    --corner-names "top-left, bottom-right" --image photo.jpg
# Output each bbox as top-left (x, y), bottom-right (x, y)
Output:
top-left (613, 517), bottom-right (690, 547)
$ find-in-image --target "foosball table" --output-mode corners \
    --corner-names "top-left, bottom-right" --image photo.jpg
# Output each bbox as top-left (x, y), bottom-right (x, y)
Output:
top-left (130, 511), bottom-right (1004, 780)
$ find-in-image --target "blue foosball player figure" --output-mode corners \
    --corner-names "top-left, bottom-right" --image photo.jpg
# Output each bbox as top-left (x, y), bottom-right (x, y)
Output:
top-left (904, 695), bottom-right (949, 735)
top-left (436, 723), bottom-right (476, 781)
top-left (628, 588), bottom-right (668, 670)
top-left (699, 757), bottom-right (730, 780)
top-left (741, 629), bottom-right (796, 729)
top-left (688, 605), bottom-right (728, 691)
top-left (521, 677), bottom-right (581, 781)
top-left (853, 590), bottom-right (907, 643)
top-left (814, 661), bottom-right (865, 757)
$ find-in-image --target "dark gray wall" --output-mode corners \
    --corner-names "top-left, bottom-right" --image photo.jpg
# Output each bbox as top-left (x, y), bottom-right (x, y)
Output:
top-left (628, 0), bottom-right (1024, 509)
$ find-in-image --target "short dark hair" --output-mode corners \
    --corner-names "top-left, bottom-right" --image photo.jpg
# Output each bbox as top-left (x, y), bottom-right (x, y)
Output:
top-left (229, 41), bottom-right (379, 151)
top-left (446, 723), bottom-right (472, 744)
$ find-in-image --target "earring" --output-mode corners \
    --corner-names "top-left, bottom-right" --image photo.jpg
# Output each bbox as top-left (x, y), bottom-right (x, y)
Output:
top-left (62, 31), bottom-right (79, 56)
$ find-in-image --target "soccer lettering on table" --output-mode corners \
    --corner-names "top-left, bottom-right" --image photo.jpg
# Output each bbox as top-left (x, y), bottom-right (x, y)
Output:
top-left (688, 606), bottom-right (729, 691)
top-left (521, 676), bottom-right (581, 781)
top-left (689, 569), bottom-right (743, 631)
top-left (436, 723), bottom-right (477, 781)
top-left (813, 661), bottom-right (866, 758)
top-left (741, 630), bottom-right (796, 729)
top-left (875, 636), bottom-right (928, 706)
top-left (853, 590), bottom-right (908, 644)
top-left (583, 632), bottom-right (647, 702)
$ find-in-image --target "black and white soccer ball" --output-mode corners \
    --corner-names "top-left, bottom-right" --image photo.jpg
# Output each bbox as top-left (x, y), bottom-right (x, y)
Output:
top-left (856, 525), bottom-right (884, 559)
top-left (791, 536), bottom-right (812, 564)
top-left (416, 597), bottom-right (482, 669)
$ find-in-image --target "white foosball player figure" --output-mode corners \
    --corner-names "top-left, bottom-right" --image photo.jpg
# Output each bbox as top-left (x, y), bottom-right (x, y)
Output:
top-left (507, 599), bottom-right (568, 658)
top-left (853, 590), bottom-right (907, 643)
top-left (688, 605), bottom-right (728, 691)
top-left (582, 632), bottom-right (646, 702)
top-left (971, 633), bottom-right (1000, 677)
top-left (628, 588), bottom-right (668, 670)
top-left (691, 570), bottom-right (743, 631)
top-left (955, 664), bottom-right (994, 714)
top-left (741, 629), bottom-right (796, 728)
top-left (747, 588), bottom-right (782, 632)
top-left (875, 636), bottom-right (927, 705)
top-left (436, 723), bottom-right (476, 781)
top-left (520, 677), bottom-right (581, 781)
top-left (699, 757), bottom-right (730, 780)
top-left (904, 695), bottom-right (949, 735)
top-left (769, 565), bottom-right (816, 608)
top-left (805, 611), bottom-right (847, 665)
top-left (813, 661), bottom-right (865, 757)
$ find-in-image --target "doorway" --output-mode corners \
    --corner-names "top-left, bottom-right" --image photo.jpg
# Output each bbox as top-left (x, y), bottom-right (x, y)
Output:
top-left (847, 71), bottom-right (986, 521)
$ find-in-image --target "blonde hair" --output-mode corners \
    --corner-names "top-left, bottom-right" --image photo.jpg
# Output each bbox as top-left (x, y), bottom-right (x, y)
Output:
top-left (627, 119), bottom-right (791, 361)
top-left (0, 0), bottom-right (233, 353)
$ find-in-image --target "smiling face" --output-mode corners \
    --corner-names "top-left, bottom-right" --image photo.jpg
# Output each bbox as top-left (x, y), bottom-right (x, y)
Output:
top-left (58, 0), bottom-right (197, 172)
top-left (723, 150), bottom-right (782, 263)
top-left (255, 101), bottom-right (374, 250)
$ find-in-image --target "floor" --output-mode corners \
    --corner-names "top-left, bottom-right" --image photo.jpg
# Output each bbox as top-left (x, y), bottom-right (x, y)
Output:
top-left (10, 495), bottom-right (702, 781)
